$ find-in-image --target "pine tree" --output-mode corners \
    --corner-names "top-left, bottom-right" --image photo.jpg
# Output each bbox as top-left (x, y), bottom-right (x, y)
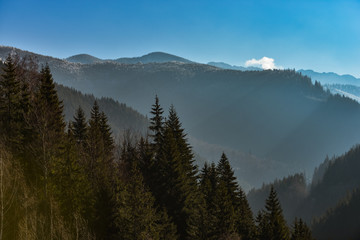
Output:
top-left (217, 179), bottom-right (237, 237)
top-left (236, 188), bottom-right (256, 240)
top-left (216, 153), bottom-right (256, 239)
top-left (148, 101), bottom-right (204, 239)
top-left (85, 101), bottom-right (116, 239)
top-left (85, 101), bottom-right (105, 183)
top-left (137, 137), bottom-right (154, 186)
top-left (72, 106), bottom-right (87, 145)
top-left (50, 124), bottom-right (95, 226)
top-left (115, 164), bottom-right (160, 240)
top-left (26, 64), bottom-right (66, 239)
top-left (167, 105), bottom-right (198, 180)
top-left (0, 55), bottom-right (24, 150)
top-left (217, 153), bottom-right (238, 204)
top-left (258, 185), bottom-right (290, 240)
top-left (291, 218), bottom-right (313, 240)
top-left (100, 111), bottom-right (114, 156)
top-left (256, 210), bottom-right (269, 240)
top-left (151, 106), bottom-right (203, 240)
top-left (30, 64), bottom-right (65, 184)
top-left (199, 162), bottom-right (220, 239)
top-left (149, 95), bottom-right (164, 148)
top-left (156, 208), bottom-right (179, 240)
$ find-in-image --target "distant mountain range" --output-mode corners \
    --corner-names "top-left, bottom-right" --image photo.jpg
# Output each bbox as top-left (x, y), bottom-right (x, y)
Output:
top-left (207, 61), bottom-right (262, 71)
top-left (66, 51), bottom-right (193, 64)
top-left (2, 46), bottom-right (360, 190)
top-left (298, 69), bottom-right (360, 86)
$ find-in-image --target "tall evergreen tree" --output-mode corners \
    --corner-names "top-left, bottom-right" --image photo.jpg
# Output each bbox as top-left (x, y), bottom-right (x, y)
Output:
top-left (30, 64), bottom-right (65, 184)
top-left (85, 101), bottom-right (116, 239)
top-left (72, 106), bottom-right (87, 145)
top-left (291, 218), bottom-right (313, 240)
top-left (167, 105), bottom-right (198, 180)
top-left (236, 188), bottom-right (256, 240)
top-left (115, 164), bottom-right (160, 240)
top-left (217, 153), bottom-right (238, 204)
top-left (199, 162), bottom-right (221, 239)
top-left (216, 153), bottom-right (256, 239)
top-left (116, 136), bottom-right (178, 240)
top-left (137, 137), bottom-right (154, 186)
top-left (150, 104), bottom-right (203, 240)
top-left (51, 125), bottom-right (95, 227)
top-left (258, 186), bottom-right (290, 240)
top-left (99, 111), bottom-right (114, 157)
top-left (0, 55), bottom-right (24, 150)
top-left (149, 95), bottom-right (164, 147)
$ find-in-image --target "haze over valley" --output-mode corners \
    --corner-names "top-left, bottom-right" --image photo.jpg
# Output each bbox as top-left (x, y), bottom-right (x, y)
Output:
top-left (1, 1), bottom-right (360, 239)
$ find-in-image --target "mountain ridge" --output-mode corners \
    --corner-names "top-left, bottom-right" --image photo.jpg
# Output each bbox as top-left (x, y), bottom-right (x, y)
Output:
top-left (65, 51), bottom-right (193, 65)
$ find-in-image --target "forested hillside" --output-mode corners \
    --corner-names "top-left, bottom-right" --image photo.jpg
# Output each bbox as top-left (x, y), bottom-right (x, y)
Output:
top-left (247, 174), bottom-right (307, 223)
top-left (311, 188), bottom-right (360, 240)
top-left (296, 145), bottom-right (360, 222)
top-left (56, 84), bottom-right (148, 137)
top-left (247, 144), bottom-right (360, 240)
top-left (2, 46), bottom-right (360, 189)
top-left (0, 54), bottom-right (315, 239)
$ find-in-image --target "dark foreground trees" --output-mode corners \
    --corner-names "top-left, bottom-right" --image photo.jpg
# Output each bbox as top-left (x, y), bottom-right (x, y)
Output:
top-left (0, 56), bottom-right (314, 239)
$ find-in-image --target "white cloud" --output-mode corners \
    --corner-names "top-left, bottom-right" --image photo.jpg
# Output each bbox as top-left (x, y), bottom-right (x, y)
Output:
top-left (245, 57), bottom-right (282, 70)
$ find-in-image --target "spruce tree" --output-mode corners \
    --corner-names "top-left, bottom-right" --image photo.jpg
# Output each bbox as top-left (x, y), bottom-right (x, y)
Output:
top-left (259, 185), bottom-right (290, 240)
top-left (149, 95), bottom-right (164, 148)
top-left (199, 162), bottom-right (220, 239)
top-left (51, 124), bottom-right (95, 226)
top-left (85, 101), bottom-right (116, 239)
top-left (167, 105), bottom-right (198, 180)
top-left (72, 106), bottom-right (87, 145)
top-left (100, 111), bottom-right (114, 156)
top-left (31, 64), bottom-right (65, 184)
top-left (158, 108), bottom-right (203, 240)
top-left (115, 165), bottom-right (160, 240)
top-left (216, 153), bottom-right (256, 239)
top-left (291, 218), bottom-right (313, 240)
top-left (0, 55), bottom-right (24, 150)
top-left (27, 64), bottom-right (66, 238)
top-left (137, 137), bottom-right (154, 186)
top-left (217, 179), bottom-right (236, 237)
top-left (236, 188), bottom-right (256, 240)
top-left (217, 152), bottom-right (238, 204)
top-left (148, 101), bottom-right (203, 239)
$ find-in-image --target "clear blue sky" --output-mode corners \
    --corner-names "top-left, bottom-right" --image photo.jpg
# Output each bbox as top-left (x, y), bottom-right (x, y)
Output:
top-left (0, 0), bottom-right (359, 77)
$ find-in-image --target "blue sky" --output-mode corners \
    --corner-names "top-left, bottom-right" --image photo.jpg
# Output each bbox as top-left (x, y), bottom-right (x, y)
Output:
top-left (0, 0), bottom-right (359, 77)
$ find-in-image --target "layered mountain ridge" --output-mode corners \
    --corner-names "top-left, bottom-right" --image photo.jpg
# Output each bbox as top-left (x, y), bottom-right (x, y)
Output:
top-left (1, 46), bottom-right (360, 190)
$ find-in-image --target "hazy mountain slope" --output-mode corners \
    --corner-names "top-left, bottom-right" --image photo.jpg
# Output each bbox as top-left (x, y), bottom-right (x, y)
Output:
top-left (207, 61), bottom-right (262, 71)
top-left (56, 84), bottom-right (149, 137)
top-left (247, 145), bottom-right (360, 239)
top-left (311, 188), bottom-right (360, 240)
top-left (247, 173), bottom-right (307, 223)
top-left (208, 62), bottom-right (360, 87)
top-left (325, 84), bottom-right (360, 103)
top-left (2, 46), bottom-right (360, 189)
top-left (295, 145), bottom-right (360, 224)
top-left (298, 69), bottom-right (360, 86)
top-left (52, 62), bottom-right (360, 187)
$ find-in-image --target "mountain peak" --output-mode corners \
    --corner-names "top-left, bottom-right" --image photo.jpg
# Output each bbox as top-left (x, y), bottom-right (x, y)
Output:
top-left (66, 54), bottom-right (103, 64)
top-left (115, 51), bottom-right (192, 64)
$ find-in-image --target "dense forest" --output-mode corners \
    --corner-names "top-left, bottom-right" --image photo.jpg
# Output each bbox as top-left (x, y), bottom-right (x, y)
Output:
top-left (0, 56), bottom-right (316, 239)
